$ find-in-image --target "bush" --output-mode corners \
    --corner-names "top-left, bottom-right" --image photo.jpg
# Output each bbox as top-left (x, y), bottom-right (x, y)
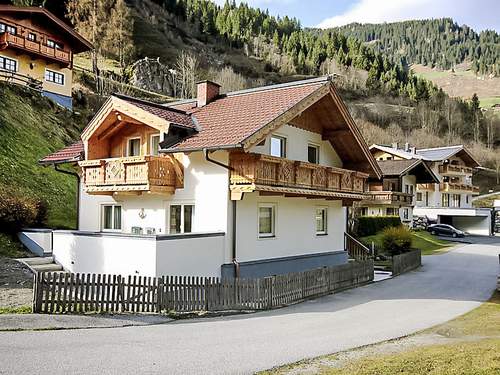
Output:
top-left (0, 187), bottom-right (47, 233)
top-left (356, 216), bottom-right (402, 237)
top-left (381, 226), bottom-right (413, 256)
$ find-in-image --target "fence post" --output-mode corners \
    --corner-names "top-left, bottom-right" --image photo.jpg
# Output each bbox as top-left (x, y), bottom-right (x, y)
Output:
top-left (32, 272), bottom-right (42, 313)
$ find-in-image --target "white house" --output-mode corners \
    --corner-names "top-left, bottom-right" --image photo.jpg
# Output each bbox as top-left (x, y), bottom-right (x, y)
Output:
top-left (370, 143), bottom-right (492, 235)
top-left (36, 77), bottom-right (381, 278)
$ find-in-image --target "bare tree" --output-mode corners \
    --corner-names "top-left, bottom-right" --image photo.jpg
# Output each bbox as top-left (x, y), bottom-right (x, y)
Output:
top-left (174, 52), bottom-right (199, 99)
top-left (104, 0), bottom-right (134, 70)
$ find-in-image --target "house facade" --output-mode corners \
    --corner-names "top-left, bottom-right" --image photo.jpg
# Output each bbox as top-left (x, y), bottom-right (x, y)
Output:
top-left (38, 77), bottom-right (381, 278)
top-left (0, 5), bottom-right (92, 109)
top-left (370, 143), bottom-right (492, 235)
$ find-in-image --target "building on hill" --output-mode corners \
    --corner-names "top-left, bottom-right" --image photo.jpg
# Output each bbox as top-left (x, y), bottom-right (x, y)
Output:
top-left (358, 158), bottom-right (439, 226)
top-left (370, 143), bottom-right (493, 236)
top-left (0, 5), bottom-right (92, 109)
top-left (33, 76), bottom-right (381, 278)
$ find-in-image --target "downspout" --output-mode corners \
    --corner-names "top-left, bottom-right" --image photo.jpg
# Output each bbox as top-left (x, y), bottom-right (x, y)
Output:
top-left (203, 149), bottom-right (240, 278)
top-left (54, 164), bottom-right (80, 230)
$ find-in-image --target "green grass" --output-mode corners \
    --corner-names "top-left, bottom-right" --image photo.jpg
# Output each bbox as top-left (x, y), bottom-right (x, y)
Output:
top-left (0, 233), bottom-right (30, 258)
top-left (361, 230), bottom-right (453, 256)
top-left (0, 305), bottom-right (31, 314)
top-left (479, 96), bottom-right (500, 108)
top-left (0, 83), bottom-right (87, 228)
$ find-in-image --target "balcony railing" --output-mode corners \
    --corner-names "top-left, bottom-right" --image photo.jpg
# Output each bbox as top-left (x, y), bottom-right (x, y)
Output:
top-left (0, 68), bottom-right (42, 91)
top-left (0, 32), bottom-right (71, 65)
top-left (417, 183), bottom-right (435, 191)
top-left (360, 191), bottom-right (414, 206)
top-left (79, 156), bottom-right (182, 195)
top-left (229, 152), bottom-right (368, 197)
top-left (438, 164), bottom-right (474, 175)
top-left (439, 182), bottom-right (480, 194)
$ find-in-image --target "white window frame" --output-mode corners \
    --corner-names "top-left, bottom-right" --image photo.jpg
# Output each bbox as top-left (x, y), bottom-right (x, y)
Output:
top-left (44, 69), bottom-right (64, 85)
top-left (168, 203), bottom-right (195, 234)
top-left (126, 137), bottom-right (141, 157)
top-left (270, 134), bottom-right (287, 158)
top-left (150, 134), bottom-right (160, 156)
top-left (0, 55), bottom-right (18, 72)
top-left (258, 203), bottom-right (276, 239)
top-left (100, 204), bottom-right (122, 232)
top-left (307, 143), bottom-right (320, 164)
top-left (5, 24), bottom-right (16, 35)
top-left (315, 206), bottom-right (328, 235)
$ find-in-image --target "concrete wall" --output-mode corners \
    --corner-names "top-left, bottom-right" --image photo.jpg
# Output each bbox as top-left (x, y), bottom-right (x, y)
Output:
top-left (18, 229), bottom-right (52, 256)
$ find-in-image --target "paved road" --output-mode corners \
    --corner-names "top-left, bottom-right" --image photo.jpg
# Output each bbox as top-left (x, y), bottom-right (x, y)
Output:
top-left (0, 244), bottom-right (498, 375)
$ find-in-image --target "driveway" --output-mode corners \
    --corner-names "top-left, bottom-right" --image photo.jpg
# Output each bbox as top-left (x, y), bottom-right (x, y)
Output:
top-left (436, 234), bottom-right (500, 245)
top-left (0, 244), bottom-right (498, 375)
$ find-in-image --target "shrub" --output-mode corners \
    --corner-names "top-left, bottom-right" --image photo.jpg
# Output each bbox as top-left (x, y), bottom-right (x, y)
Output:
top-left (356, 216), bottom-right (402, 237)
top-left (381, 226), bottom-right (413, 256)
top-left (0, 187), bottom-right (47, 233)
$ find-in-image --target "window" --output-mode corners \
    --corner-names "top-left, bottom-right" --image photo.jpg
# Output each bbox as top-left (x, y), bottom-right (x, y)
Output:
top-left (150, 134), bottom-right (160, 156)
top-left (315, 207), bottom-right (327, 235)
top-left (270, 135), bottom-right (286, 158)
top-left (416, 192), bottom-right (422, 201)
top-left (403, 208), bottom-right (409, 220)
top-left (0, 23), bottom-right (5, 33)
top-left (127, 138), bottom-right (141, 156)
top-left (102, 205), bottom-right (122, 231)
top-left (442, 193), bottom-right (450, 207)
top-left (452, 194), bottom-right (461, 208)
top-left (466, 195), bottom-right (469, 204)
top-left (258, 204), bottom-right (275, 238)
top-left (386, 207), bottom-right (398, 216)
top-left (47, 39), bottom-right (63, 50)
top-left (45, 70), bottom-right (64, 85)
top-left (5, 25), bottom-right (16, 35)
top-left (169, 204), bottom-right (194, 234)
top-left (27, 32), bottom-right (36, 41)
top-left (0, 56), bottom-right (17, 72)
top-left (307, 144), bottom-right (319, 164)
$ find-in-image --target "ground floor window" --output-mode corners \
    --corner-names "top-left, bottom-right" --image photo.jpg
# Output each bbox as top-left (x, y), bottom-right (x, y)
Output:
top-left (102, 205), bottom-right (122, 231)
top-left (315, 207), bottom-right (327, 235)
top-left (169, 204), bottom-right (194, 234)
top-left (451, 194), bottom-right (461, 208)
top-left (386, 207), bottom-right (398, 216)
top-left (45, 69), bottom-right (64, 85)
top-left (258, 204), bottom-right (275, 238)
top-left (416, 192), bottom-right (422, 202)
top-left (0, 56), bottom-right (17, 72)
top-left (403, 208), bottom-right (409, 220)
top-left (442, 193), bottom-right (450, 207)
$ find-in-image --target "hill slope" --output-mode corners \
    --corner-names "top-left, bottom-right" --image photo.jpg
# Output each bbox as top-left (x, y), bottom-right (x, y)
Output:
top-left (0, 83), bottom-right (87, 228)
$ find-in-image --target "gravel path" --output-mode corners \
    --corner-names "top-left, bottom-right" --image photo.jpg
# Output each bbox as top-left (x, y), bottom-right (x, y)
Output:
top-left (0, 244), bottom-right (498, 375)
top-left (0, 257), bottom-right (33, 308)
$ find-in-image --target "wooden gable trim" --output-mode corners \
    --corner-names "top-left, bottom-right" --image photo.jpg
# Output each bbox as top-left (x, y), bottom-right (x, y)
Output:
top-left (81, 96), bottom-right (171, 143)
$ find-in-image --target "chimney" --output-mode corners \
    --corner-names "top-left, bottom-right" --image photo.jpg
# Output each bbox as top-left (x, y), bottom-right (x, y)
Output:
top-left (197, 80), bottom-right (221, 107)
top-left (391, 142), bottom-right (398, 150)
top-left (404, 142), bottom-right (410, 152)
top-left (410, 147), bottom-right (416, 154)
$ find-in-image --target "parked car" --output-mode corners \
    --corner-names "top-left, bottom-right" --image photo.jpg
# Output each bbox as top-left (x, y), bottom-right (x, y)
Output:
top-left (427, 224), bottom-right (465, 238)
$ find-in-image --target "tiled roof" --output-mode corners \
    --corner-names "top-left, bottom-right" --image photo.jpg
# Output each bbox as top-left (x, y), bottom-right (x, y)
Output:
top-left (114, 94), bottom-right (196, 129)
top-left (39, 141), bottom-right (84, 165)
top-left (415, 145), bottom-right (465, 161)
top-left (377, 159), bottom-right (421, 176)
top-left (165, 79), bottom-right (326, 151)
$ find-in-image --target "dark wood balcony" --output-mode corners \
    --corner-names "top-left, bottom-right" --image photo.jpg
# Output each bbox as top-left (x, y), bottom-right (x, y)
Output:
top-left (439, 182), bottom-right (480, 194)
top-left (438, 164), bottom-right (474, 176)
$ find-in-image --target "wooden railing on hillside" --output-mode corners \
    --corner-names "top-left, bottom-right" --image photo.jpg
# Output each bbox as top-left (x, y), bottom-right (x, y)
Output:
top-left (0, 68), bottom-right (42, 91)
top-left (229, 152), bottom-right (368, 194)
top-left (344, 233), bottom-right (372, 261)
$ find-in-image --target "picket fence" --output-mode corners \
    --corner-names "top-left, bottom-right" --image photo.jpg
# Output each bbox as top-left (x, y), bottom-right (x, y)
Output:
top-left (32, 260), bottom-right (374, 314)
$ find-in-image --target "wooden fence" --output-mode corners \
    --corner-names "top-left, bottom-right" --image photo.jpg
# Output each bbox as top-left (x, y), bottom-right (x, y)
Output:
top-left (392, 249), bottom-right (422, 276)
top-left (32, 260), bottom-right (374, 314)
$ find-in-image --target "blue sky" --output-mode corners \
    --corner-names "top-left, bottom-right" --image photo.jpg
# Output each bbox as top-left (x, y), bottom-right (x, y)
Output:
top-left (214, 0), bottom-right (500, 32)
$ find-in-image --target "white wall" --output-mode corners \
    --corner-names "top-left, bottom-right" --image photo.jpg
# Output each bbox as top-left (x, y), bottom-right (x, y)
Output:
top-left (235, 193), bottom-right (346, 263)
top-left (18, 229), bottom-right (52, 256)
top-left (251, 124), bottom-right (343, 168)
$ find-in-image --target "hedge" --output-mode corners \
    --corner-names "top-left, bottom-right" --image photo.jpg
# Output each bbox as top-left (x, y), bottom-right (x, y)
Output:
top-left (0, 186), bottom-right (47, 233)
top-left (356, 216), bottom-right (402, 237)
top-left (381, 226), bottom-right (413, 256)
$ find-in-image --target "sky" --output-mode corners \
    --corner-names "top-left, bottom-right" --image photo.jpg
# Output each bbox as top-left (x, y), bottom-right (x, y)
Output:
top-left (214, 0), bottom-right (500, 32)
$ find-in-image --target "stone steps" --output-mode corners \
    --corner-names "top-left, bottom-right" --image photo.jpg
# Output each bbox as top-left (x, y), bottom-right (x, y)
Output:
top-left (16, 257), bottom-right (64, 273)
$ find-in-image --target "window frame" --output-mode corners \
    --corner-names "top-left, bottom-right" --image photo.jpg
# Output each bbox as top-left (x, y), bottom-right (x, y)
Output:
top-left (101, 204), bottom-right (122, 232)
top-left (126, 137), bottom-right (141, 157)
top-left (442, 193), bottom-right (450, 207)
top-left (307, 143), bottom-right (320, 164)
top-left (0, 56), bottom-right (18, 72)
top-left (315, 206), bottom-right (328, 236)
top-left (416, 192), bottom-right (422, 202)
top-left (150, 134), bottom-right (161, 156)
top-left (270, 134), bottom-right (287, 158)
top-left (44, 69), bottom-right (64, 85)
top-left (258, 203), bottom-right (276, 239)
top-left (5, 25), bottom-right (16, 35)
top-left (27, 32), bottom-right (37, 42)
top-left (386, 207), bottom-right (398, 216)
top-left (168, 203), bottom-right (195, 234)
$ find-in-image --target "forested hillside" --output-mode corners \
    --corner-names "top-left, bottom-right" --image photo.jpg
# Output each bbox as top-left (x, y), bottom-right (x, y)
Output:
top-left (333, 19), bottom-right (499, 76)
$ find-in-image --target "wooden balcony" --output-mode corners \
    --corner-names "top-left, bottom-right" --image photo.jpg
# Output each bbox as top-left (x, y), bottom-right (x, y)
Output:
top-left (439, 182), bottom-right (480, 194)
top-left (0, 32), bottom-right (72, 66)
top-left (438, 164), bottom-right (474, 176)
top-left (359, 191), bottom-right (414, 207)
top-left (417, 183), bottom-right (435, 191)
top-left (229, 152), bottom-right (368, 200)
top-left (79, 156), bottom-right (183, 195)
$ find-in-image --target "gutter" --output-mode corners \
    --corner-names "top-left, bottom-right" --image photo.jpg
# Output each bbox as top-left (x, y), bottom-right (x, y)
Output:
top-left (54, 165), bottom-right (80, 230)
top-left (203, 149), bottom-right (240, 278)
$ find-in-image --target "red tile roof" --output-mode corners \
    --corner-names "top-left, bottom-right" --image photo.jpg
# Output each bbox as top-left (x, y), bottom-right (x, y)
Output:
top-left (39, 141), bottom-right (84, 165)
top-left (166, 79), bottom-right (325, 151)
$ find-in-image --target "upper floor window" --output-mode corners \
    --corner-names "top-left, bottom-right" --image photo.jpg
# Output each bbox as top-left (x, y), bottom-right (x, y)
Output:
top-left (102, 205), bottom-right (122, 232)
top-left (127, 137), bottom-right (141, 157)
top-left (0, 23), bottom-right (5, 33)
top-left (1, 24), bottom-right (17, 35)
top-left (0, 56), bottom-right (17, 72)
top-left (169, 204), bottom-right (194, 234)
top-left (307, 144), bottom-right (319, 164)
top-left (27, 32), bottom-right (37, 42)
top-left (47, 39), bottom-right (64, 50)
top-left (45, 70), bottom-right (64, 85)
top-left (270, 135), bottom-right (286, 158)
top-left (150, 134), bottom-right (160, 156)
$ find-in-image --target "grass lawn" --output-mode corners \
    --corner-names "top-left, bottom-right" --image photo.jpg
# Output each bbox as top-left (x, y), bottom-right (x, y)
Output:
top-left (0, 233), bottom-right (30, 258)
top-left (361, 230), bottom-right (453, 256)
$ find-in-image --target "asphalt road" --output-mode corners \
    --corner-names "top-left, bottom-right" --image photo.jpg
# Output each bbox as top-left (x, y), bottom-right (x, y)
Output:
top-left (0, 244), bottom-right (499, 375)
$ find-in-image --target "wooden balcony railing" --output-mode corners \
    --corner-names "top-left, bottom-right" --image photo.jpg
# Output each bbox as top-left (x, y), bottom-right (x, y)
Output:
top-left (0, 32), bottom-right (71, 65)
top-left (417, 183), bottom-right (435, 191)
top-left (79, 156), bottom-right (182, 195)
top-left (0, 68), bottom-right (42, 91)
top-left (439, 182), bottom-right (480, 194)
top-left (360, 191), bottom-right (414, 206)
top-left (229, 152), bottom-right (368, 198)
top-left (438, 164), bottom-right (474, 175)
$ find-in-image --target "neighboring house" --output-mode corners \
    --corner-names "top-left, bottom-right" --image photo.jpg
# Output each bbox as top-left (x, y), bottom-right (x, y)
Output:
top-left (370, 143), bottom-right (492, 235)
top-left (37, 76), bottom-right (381, 278)
top-left (358, 158), bottom-right (439, 226)
top-left (0, 5), bottom-right (92, 109)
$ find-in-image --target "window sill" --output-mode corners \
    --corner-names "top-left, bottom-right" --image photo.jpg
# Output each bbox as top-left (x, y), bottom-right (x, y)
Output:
top-left (316, 233), bottom-right (328, 236)
top-left (258, 235), bottom-right (276, 240)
